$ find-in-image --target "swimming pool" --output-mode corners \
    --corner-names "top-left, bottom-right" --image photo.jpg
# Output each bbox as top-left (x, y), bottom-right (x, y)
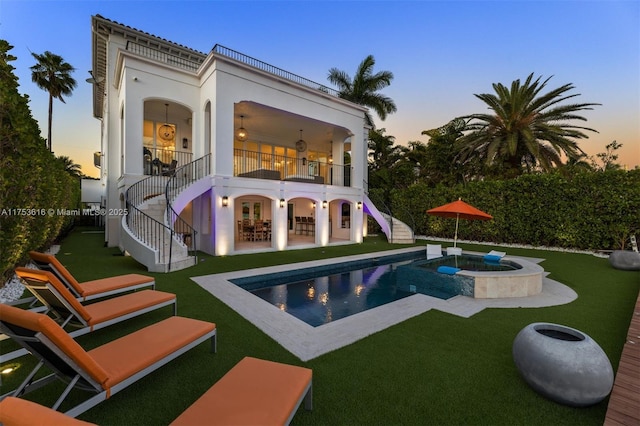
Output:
top-left (231, 252), bottom-right (423, 327)
top-left (193, 247), bottom-right (575, 361)
top-left (230, 251), bottom-right (538, 326)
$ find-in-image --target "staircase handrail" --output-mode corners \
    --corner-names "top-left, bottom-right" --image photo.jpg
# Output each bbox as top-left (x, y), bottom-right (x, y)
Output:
top-left (364, 183), bottom-right (394, 238)
top-left (124, 175), bottom-right (174, 265)
top-left (365, 183), bottom-right (417, 240)
top-left (165, 154), bottom-right (212, 269)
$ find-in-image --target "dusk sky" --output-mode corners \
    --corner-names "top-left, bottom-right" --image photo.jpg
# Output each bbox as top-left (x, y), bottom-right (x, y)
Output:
top-left (2, 0), bottom-right (638, 177)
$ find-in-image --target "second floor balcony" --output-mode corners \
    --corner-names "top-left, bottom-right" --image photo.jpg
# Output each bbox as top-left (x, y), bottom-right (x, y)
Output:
top-left (141, 147), bottom-right (351, 187)
top-left (234, 149), bottom-right (351, 187)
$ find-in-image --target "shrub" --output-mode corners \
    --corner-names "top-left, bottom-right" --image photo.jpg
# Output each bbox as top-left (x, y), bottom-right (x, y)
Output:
top-left (391, 169), bottom-right (640, 250)
top-left (0, 40), bottom-right (80, 281)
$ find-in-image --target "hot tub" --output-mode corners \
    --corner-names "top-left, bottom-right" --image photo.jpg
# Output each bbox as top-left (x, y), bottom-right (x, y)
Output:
top-left (411, 253), bottom-right (544, 298)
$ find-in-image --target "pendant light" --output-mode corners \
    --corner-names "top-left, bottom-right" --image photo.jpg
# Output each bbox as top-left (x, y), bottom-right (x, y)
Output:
top-left (295, 129), bottom-right (307, 152)
top-left (158, 104), bottom-right (175, 143)
top-left (236, 115), bottom-right (248, 141)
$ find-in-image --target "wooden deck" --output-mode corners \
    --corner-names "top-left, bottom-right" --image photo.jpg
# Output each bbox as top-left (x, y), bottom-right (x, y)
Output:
top-left (604, 291), bottom-right (640, 425)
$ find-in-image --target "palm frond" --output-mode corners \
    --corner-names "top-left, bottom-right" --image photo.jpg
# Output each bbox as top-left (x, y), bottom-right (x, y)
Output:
top-left (457, 73), bottom-right (599, 177)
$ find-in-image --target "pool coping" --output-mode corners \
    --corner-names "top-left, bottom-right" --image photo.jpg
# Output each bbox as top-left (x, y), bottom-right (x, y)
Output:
top-left (191, 247), bottom-right (578, 361)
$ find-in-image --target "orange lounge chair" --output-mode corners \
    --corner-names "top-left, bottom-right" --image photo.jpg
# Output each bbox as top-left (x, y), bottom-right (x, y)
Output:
top-left (0, 268), bottom-right (176, 363)
top-left (0, 304), bottom-right (216, 418)
top-left (0, 397), bottom-right (97, 426)
top-left (171, 357), bottom-right (312, 426)
top-left (29, 251), bottom-right (155, 301)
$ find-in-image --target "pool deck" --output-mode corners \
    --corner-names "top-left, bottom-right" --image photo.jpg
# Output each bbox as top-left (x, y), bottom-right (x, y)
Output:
top-left (192, 247), bottom-right (578, 361)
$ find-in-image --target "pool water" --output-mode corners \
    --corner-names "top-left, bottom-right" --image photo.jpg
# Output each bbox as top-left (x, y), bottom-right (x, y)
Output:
top-left (232, 251), bottom-right (504, 327)
top-left (249, 263), bottom-right (413, 327)
top-left (416, 254), bottom-right (521, 272)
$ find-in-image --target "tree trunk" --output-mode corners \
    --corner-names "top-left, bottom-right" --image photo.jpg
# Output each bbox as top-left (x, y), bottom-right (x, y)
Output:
top-left (47, 93), bottom-right (53, 152)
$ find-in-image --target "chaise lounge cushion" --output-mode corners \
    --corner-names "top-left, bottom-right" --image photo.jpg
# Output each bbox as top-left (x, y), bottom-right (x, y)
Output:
top-left (75, 274), bottom-right (155, 297)
top-left (89, 316), bottom-right (216, 390)
top-left (81, 290), bottom-right (175, 325)
top-left (170, 357), bottom-right (312, 426)
top-left (0, 397), bottom-right (97, 426)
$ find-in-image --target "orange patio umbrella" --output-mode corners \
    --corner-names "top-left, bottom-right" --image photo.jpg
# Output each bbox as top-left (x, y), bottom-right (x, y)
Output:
top-left (426, 198), bottom-right (493, 247)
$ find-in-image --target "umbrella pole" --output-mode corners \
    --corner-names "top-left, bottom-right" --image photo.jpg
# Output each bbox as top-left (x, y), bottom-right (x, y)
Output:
top-left (454, 214), bottom-right (460, 247)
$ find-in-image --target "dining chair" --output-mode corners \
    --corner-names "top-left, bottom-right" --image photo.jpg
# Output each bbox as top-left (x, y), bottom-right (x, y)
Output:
top-left (254, 220), bottom-right (264, 241)
top-left (307, 217), bottom-right (315, 236)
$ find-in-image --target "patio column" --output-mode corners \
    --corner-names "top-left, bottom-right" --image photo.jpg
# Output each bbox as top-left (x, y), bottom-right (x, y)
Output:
top-left (316, 199), bottom-right (329, 246)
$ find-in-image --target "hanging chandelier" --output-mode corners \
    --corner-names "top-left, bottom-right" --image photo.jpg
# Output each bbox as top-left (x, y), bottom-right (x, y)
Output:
top-left (295, 129), bottom-right (307, 152)
top-left (236, 115), bottom-right (248, 141)
top-left (158, 104), bottom-right (175, 143)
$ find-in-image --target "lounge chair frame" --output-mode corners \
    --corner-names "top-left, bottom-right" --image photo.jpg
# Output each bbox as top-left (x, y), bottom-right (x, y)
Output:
top-left (20, 274), bottom-right (177, 331)
top-left (29, 251), bottom-right (155, 301)
top-left (0, 269), bottom-right (176, 363)
top-left (0, 307), bottom-right (216, 418)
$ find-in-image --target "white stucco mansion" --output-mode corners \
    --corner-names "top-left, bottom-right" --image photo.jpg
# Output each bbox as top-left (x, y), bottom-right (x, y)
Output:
top-left (89, 15), bottom-right (412, 271)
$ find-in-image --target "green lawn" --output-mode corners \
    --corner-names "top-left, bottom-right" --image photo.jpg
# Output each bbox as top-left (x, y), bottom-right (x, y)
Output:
top-left (2, 226), bottom-right (638, 425)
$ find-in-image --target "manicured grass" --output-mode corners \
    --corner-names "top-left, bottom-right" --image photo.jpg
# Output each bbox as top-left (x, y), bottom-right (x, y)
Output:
top-left (2, 227), bottom-right (638, 425)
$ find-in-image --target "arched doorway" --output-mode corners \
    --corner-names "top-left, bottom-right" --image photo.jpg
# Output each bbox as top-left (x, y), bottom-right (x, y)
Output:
top-left (143, 100), bottom-right (193, 175)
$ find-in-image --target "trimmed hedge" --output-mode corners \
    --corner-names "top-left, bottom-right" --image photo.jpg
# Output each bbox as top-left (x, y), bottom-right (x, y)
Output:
top-left (392, 170), bottom-right (640, 250)
top-left (0, 40), bottom-right (80, 280)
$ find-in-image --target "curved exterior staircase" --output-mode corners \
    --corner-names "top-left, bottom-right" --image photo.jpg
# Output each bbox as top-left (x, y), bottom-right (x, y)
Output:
top-left (363, 195), bottom-right (415, 244)
top-left (381, 213), bottom-right (415, 244)
top-left (121, 155), bottom-right (211, 272)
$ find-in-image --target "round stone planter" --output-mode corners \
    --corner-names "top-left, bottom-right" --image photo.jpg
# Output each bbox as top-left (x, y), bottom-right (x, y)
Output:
top-left (609, 250), bottom-right (640, 271)
top-left (512, 322), bottom-right (614, 407)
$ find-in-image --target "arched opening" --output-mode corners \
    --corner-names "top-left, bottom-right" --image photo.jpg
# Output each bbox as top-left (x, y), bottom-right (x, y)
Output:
top-left (205, 101), bottom-right (212, 157)
top-left (234, 195), bottom-right (274, 250)
top-left (289, 197), bottom-right (317, 247)
top-left (143, 100), bottom-right (193, 175)
top-left (328, 199), bottom-right (353, 242)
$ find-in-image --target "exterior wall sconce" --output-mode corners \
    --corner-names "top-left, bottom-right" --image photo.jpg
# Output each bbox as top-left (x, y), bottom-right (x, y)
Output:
top-left (322, 200), bottom-right (327, 209)
top-left (357, 201), bottom-right (362, 209)
top-left (93, 152), bottom-right (103, 169)
top-left (222, 196), bottom-right (229, 207)
top-left (279, 199), bottom-right (285, 208)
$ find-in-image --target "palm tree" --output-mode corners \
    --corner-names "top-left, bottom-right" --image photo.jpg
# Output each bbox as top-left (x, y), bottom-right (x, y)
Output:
top-left (328, 55), bottom-right (397, 128)
top-left (57, 155), bottom-right (82, 178)
top-left (30, 51), bottom-right (77, 152)
top-left (457, 73), bottom-right (600, 177)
